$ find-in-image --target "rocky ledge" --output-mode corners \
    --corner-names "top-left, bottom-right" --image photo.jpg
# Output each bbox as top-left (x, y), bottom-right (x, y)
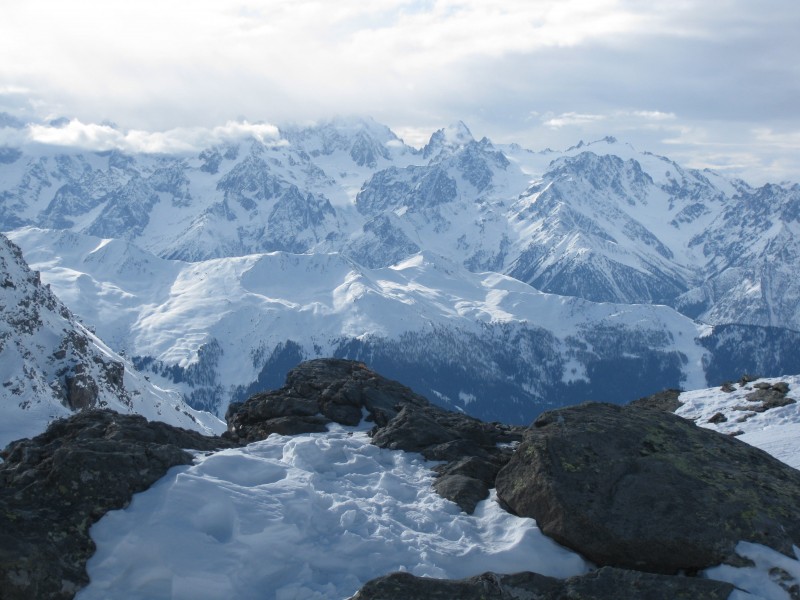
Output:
top-left (0, 410), bottom-right (234, 600)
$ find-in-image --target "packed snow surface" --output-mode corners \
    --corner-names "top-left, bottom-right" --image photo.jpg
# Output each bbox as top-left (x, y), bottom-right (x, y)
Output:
top-left (77, 423), bottom-right (589, 600)
top-left (676, 375), bottom-right (800, 469)
top-left (707, 542), bottom-right (800, 600)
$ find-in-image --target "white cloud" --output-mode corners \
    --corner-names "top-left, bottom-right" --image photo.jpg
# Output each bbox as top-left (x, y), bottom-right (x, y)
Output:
top-left (543, 112), bottom-right (607, 129)
top-left (752, 128), bottom-right (800, 151)
top-left (0, 119), bottom-right (283, 154)
top-left (632, 111), bottom-right (677, 122)
top-left (0, 85), bottom-right (31, 96)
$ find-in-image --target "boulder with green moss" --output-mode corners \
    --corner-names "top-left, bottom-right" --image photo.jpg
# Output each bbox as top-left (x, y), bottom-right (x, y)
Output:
top-left (495, 402), bottom-right (800, 573)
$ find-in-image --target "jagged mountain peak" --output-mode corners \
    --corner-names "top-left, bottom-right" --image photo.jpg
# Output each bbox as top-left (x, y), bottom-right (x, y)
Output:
top-left (546, 151), bottom-right (654, 195)
top-left (565, 136), bottom-right (622, 152)
top-left (443, 120), bottom-right (474, 144)
top-left (422, 121), bottom-right (476, 159)
top-left (275, 116), bottom-right (423, 171)
top-left (3, 116), bottom-right (800, 425)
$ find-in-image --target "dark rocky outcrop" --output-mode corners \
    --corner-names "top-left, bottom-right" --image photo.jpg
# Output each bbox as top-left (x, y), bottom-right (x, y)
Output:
top-left (0, 410), bottom-right (234, 600)
top-left (742, 380), bottom-right (795, 411)
top-left (4, 359), bottom-right (796, 599)
top-left (708, 411), bottom-right (728, 424)
top-left (350, 567), bottom-right (734, 600)
top-left (226, 359), bottom-right (524, 512)
top-left (629, 388), bottom-right (682, 412)
top-left (495, 402), bottom-right (800, 574)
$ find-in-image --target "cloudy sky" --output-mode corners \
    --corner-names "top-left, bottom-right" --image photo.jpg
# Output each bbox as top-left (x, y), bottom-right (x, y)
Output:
top-left (1, 0), bottom-right (798, 183)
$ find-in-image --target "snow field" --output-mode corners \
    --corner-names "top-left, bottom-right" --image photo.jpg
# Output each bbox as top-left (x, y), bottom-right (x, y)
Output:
top-left (676, 375), bottom-right (800, 469)
top-left (77, 424), bottom-right (590, 600)
top-left (12, 225), bottom-right (713, 418)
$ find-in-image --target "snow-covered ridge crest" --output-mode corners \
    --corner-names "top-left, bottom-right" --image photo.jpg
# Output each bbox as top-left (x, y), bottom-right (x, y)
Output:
top-left (0, 232), bottom-right (223, 447)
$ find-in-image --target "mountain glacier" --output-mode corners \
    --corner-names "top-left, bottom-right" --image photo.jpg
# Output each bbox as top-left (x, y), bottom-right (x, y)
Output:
top-left (2, 116), bottom-right (799, 422)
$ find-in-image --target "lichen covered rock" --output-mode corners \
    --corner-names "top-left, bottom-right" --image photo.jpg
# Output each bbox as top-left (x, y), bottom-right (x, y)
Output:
top-left (495, 402), bottom-right (800, 573)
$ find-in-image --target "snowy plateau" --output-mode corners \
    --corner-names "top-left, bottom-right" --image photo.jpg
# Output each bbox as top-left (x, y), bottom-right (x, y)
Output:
top-left (2, 116), bottom-right (800, 599)
top-left (1, 116), bottom-right (799, 424)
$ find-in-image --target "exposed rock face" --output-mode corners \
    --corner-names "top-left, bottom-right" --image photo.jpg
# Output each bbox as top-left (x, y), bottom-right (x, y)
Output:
top-left (0, 410), bottom-right (233, 600)
top-left (226, 359), bottom-right (524, 512)
top-left (0, 232), bottom-right (220, 446)
top-left (495, 402), bottom-right (800, 573)
top-left (350, 567), bottom-right (734, 600)
top-left (742, 381), bottom-right (796, 412)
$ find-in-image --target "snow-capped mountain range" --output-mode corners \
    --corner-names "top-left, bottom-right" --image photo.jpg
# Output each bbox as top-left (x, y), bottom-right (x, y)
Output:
top-left (2, 116), bottom-right (799, 422)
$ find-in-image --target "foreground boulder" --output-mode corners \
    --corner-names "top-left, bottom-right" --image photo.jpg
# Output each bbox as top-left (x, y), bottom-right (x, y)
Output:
top-left (227, 359), bottom-right (524, 512)
top-left (495, 402), bottom-right (800, 574)
top-left (350, 567), bottom-right (734, 599)
top-left (0, 410), bottom-right (233, 600)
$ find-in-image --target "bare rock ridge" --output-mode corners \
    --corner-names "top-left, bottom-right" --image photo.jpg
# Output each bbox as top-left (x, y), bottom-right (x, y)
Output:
top-left (350, 568), bottom-right (734, 600)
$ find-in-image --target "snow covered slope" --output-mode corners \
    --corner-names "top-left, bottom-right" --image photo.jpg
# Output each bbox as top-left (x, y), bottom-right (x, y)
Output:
top-left (8, 226), bottom-right (718, 423)
top-left (10, 223), bottom-right (800, 424)
top-left (0, 232), bottom-right (223, 448)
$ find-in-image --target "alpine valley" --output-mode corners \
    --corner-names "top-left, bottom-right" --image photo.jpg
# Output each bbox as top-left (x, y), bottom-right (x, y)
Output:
top-left (2, 116), bottom-right (799, 426)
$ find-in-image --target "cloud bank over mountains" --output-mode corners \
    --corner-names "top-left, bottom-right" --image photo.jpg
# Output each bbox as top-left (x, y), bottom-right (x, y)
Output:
top-left (1, 1), bottom-right (798, 182)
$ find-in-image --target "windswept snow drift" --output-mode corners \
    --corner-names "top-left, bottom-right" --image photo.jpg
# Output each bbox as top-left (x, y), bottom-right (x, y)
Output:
top-left (77, 424), bottom-right (589, 600)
